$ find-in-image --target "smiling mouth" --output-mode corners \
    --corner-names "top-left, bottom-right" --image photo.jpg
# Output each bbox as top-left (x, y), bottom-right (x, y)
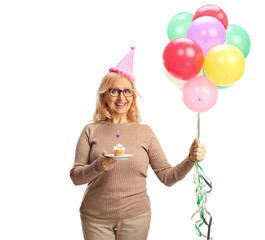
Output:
top-left (115, 102), bottom-right (127, 108)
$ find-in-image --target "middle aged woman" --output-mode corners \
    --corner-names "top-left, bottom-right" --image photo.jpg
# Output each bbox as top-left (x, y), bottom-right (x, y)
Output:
top-left (70, 47), bottom-right (206, 240)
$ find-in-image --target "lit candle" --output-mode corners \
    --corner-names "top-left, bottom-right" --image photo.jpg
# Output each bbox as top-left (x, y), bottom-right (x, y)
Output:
top-left (116, 130), bottom-right (120, 143)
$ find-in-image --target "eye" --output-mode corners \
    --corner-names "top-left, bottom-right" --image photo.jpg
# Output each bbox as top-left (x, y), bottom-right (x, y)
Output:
top-left (111, 89), bottom-right (119, 94)
top-left (124, 89), bottom-right (132, 94)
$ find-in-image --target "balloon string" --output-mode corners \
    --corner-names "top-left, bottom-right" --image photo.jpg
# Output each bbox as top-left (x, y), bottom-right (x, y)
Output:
top-left (192, 113), bottom-right (213, 240)
top-left (197, 112), bottom-right (200, 144)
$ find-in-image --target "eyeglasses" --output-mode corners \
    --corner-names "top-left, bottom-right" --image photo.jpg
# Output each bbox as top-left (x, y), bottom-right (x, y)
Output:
top-left (108, 88), bottom-right (134, 97)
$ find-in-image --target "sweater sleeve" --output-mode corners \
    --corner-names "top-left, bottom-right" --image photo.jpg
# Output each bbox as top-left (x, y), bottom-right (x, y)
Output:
top-left (69, 125), bottom-right (105, 186)
top-left (146, 125), bottom-right (194, 187)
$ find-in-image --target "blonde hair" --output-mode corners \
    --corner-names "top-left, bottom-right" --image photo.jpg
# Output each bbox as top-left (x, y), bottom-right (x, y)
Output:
top-left (93, 72), bottom-right (142, 123)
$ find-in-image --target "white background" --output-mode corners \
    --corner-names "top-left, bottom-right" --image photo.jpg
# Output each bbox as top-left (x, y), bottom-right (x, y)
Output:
top-left (1, 0), bottom-right (264, 239)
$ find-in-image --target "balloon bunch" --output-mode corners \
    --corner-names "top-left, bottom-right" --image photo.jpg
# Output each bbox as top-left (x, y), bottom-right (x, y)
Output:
top-left (163, 4), bottom-right (250, 240)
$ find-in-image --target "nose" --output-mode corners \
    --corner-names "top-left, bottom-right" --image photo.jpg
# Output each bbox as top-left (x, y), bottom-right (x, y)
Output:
top-left (117, 91), bottom-right (126, 100)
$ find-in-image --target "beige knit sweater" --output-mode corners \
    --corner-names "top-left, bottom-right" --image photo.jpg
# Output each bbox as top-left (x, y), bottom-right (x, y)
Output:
top-left (70, 121), bottom-right (194, 222)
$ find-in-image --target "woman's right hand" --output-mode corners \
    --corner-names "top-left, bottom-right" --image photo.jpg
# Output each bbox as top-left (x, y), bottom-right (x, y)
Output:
top-left (100, 151), bottom-right (117, 171)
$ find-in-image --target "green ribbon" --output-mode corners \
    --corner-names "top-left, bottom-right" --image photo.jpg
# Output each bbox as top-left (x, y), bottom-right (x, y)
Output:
top-left (191, 113), bottom-right (213, 240)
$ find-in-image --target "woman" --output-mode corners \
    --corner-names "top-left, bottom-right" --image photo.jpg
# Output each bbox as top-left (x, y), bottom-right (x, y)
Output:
top-left (70, 47), bottom-right (206, 240)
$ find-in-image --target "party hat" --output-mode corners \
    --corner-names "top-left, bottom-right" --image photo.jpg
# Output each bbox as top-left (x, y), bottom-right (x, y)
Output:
top-left (109, 46), bottom-right (135, 81)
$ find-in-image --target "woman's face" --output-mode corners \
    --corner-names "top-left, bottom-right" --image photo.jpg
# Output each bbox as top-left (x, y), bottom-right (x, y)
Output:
top-left (104, 76), bottom-right (134, 117)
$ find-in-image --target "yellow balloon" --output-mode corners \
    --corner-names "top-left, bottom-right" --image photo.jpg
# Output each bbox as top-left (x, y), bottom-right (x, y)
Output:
top-left (204, 44), bottom-right (245, 86)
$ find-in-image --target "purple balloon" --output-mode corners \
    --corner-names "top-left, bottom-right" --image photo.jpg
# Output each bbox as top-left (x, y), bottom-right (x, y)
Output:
top-left (182, 76), bottom-right (218, 113)
top-left (187, 16), bottom-right (226, 56)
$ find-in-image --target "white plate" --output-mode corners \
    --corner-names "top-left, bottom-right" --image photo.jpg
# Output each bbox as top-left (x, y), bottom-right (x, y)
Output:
top-left (105, 154), bottom-right (133, 160)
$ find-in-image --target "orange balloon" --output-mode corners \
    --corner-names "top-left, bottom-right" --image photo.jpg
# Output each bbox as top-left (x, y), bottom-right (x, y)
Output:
top-left (164, 68), bottom-right (204, 88)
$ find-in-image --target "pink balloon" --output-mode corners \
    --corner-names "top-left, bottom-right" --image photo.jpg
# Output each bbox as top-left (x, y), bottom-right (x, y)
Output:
top-left (187, 16), bottom-right (226, 56)
top-left (182, 76), bottom-right (218, 112)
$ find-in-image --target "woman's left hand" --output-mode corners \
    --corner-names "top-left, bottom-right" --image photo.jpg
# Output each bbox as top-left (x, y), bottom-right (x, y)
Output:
top-left (189, 139), bottom-right (206, 163)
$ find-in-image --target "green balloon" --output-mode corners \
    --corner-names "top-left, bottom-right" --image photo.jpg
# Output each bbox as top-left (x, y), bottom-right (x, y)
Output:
top-left (217, 85), bottom-right (233, 89)
top-left (226, 24), bottom-right (251, 58)
top-left (167, 12), bottom-right (193, 41)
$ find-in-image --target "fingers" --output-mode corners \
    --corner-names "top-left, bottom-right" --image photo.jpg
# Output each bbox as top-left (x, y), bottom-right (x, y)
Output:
top-left (193, 143), bottom-right (204, 148)
top-left (101, 151), bottom-right (116, 161)
top-left (191, 140), bottom-right (206, 153)
top-left (193, 145), bottom-right (206, 153)
top-left (102, 151), bottom-right (108, 156)
top-left (100, 151), bottom-right (117, 171)
top-left (190, 141), bottom-right (206, 162)
top-left (192, 143), bottom-right (206, 151)
top-left (190, 152), bottom-right (205, 162)
top-left (192, 151), bottom-right (204, 158)
top-left (192, 138), bottom-right (198, 146)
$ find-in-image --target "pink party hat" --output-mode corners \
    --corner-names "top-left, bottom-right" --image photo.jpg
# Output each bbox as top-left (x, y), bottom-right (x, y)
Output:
top-left (109, 46), bottom-right (135, 81)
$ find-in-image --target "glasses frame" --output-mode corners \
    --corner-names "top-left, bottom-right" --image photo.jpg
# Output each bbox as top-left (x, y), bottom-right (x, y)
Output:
top-left (108, 88), bottom-right (135, 97)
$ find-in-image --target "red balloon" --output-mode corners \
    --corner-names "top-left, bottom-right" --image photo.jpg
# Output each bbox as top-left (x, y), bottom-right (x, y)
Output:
top-left (163, 37), bottom-right (204, 80)
top-left (193, 4), bottom-right (228, 30)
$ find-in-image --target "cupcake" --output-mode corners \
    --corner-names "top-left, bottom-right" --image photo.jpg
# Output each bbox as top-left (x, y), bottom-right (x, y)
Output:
top-left (113, 143), bottom-right (125, 156)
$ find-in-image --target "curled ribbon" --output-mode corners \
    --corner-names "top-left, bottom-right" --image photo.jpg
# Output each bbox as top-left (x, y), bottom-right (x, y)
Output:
top-left (191, 113), bottom-right (213, 240)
